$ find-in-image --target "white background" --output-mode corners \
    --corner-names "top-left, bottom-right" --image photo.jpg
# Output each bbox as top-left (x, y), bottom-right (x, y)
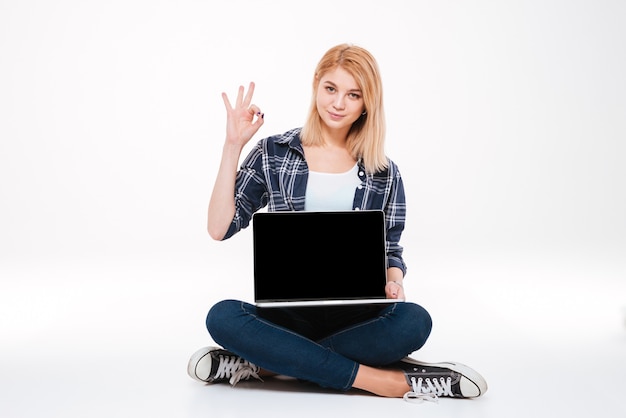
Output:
top-left (1, 1), bottom-right (625, 417)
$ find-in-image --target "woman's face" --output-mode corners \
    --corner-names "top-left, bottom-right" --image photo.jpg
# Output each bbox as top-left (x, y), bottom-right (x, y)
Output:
top-left (315, 66), bottom-right (365, 133)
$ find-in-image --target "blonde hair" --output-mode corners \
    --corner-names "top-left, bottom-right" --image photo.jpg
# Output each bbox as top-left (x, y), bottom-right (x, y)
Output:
top-left (300, 44), bottom-right (388, 173)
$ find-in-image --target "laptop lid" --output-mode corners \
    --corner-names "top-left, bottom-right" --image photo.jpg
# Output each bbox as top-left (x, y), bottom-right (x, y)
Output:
top-left (252, 210), bottom-right (401, 308)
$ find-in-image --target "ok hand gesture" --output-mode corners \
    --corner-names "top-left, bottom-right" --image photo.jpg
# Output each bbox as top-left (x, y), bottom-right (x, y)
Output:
top-left (222, 82), bottom-right (265, 148)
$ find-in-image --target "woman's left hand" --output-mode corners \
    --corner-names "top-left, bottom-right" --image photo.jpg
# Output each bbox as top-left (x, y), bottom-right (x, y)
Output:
top-left (385, 280), bottom-right (405, 300)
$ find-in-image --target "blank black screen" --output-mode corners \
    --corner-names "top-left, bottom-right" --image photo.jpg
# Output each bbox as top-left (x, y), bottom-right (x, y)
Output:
top-left (253, 210), bottom-right (388, 302)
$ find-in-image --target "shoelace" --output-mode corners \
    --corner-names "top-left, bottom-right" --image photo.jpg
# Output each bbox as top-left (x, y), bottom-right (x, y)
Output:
top-left (403, 376), bottom-right (453, 404)
top-left (215, 354), bottom-right (262, 386)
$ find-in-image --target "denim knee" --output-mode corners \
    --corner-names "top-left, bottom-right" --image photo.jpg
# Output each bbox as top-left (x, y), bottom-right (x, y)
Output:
top-left (205, 299), bottom-right (240, 344)
top-left (405, 302), bottom-right (433, 351)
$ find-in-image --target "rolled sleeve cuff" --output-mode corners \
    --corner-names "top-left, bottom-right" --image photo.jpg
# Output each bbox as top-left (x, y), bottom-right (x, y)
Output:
top-left (387, 256), bottom-right (407, 277)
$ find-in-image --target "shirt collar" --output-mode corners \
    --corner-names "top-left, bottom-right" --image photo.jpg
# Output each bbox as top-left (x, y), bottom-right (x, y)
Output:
top-left (276, 127), bottom-right (305, 157)
top-left (276, 127), bottom-right (366, 173)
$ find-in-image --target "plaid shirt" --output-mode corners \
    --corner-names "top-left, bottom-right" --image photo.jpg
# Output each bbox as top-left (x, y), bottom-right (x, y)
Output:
top-left (223, 127), bottom-right (408, 275)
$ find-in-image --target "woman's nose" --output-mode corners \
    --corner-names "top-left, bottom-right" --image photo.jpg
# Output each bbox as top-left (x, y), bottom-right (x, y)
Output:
top-left (333, 94), bottom-right (346, 109)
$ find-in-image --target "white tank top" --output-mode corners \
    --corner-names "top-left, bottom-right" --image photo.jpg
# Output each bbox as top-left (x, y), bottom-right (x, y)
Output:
top-left (305, 164), bottom-right (362, 211)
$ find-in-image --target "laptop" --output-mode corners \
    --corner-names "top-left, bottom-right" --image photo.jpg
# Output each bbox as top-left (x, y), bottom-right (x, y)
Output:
top-left (252, 210), bottom-right (403, 308)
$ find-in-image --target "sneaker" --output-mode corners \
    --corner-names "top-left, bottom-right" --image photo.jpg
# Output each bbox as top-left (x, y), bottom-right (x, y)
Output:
top-left (187, 346), bottom-right (262, 386)
top-left (393, 357), bottom-right (488, 402)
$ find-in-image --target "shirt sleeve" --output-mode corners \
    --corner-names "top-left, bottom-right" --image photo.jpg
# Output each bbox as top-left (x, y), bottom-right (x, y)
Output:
top-left (222, 139), bottom-right (269, 240)
top-left (383, 161), bottom-right (408, 276)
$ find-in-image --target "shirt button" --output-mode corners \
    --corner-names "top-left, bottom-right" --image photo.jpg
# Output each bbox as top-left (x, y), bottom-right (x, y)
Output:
top-left (359, 171), bottom-right (365, 177)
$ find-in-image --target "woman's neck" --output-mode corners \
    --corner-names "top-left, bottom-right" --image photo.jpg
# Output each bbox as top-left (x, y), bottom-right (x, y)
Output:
top-left (320, 124), bottom-right (350, 147)
top-left (303, 142), bottom-right (356, 173)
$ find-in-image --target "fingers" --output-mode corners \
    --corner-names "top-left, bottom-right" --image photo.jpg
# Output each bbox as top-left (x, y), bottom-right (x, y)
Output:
top-left (248, 104), bottom-right (261, 116)
top-left (221, 92), bottom-right (232, 110)
top-left (222, 82), bottom-right (257, 111)
top-left (235, 84), bottom-right (245, 107)
top-left (387, 281), bottom-right (404, 299)
top-left (243, 82), bottom-right (255, 106)
top-left (235, 82), bottom-right (254, 108)
top-left (249, 105), bottom-right (265, 127)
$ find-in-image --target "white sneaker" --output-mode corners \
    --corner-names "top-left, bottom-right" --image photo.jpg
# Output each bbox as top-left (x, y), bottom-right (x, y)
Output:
top-left (394, 357), bottom-right (488, 402)
top-left (187, 346), bottom-right (262, 386)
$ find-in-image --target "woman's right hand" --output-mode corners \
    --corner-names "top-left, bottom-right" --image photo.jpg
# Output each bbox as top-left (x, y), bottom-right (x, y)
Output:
top-left (222, 82), bottom-right (265, 147)
top-left (207, 82), bottom-right (264, 240)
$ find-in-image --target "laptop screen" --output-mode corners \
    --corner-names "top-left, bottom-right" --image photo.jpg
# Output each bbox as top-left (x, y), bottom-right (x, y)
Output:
top-left (252, 210), bottom-right (388, 303)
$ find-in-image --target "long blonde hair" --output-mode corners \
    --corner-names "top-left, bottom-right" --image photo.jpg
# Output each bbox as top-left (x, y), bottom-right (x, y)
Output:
top-left (300, 44), bottom-right (388, 174)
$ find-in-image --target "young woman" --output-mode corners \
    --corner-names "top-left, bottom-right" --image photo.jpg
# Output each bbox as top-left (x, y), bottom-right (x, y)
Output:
top-left (187, 44), bottom-right (487, 402)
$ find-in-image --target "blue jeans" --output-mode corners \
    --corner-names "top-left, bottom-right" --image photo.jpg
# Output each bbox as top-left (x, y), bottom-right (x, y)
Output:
top-left (205, 299), bottom-right (432, 391)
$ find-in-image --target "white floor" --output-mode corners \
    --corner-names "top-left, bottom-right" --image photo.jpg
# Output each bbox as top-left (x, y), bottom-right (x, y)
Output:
top-left (1, 248), bottom-right (625, 418)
